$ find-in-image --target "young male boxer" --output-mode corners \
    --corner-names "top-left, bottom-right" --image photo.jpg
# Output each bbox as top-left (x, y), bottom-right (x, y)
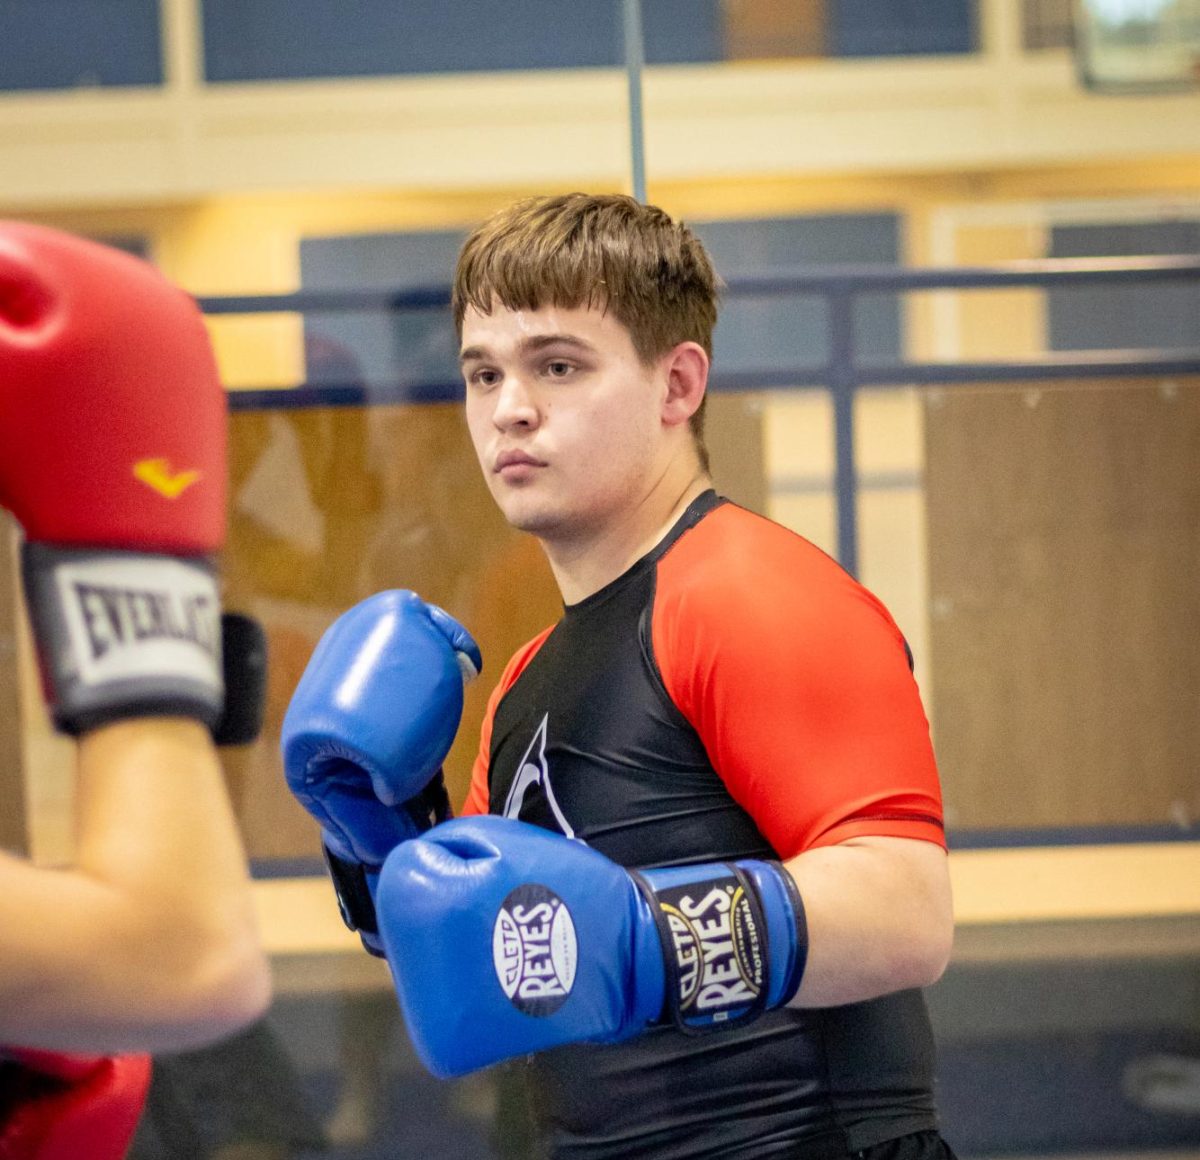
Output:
top-left (283, 193), bottom-right (957, 1159)
top-left (0, 223), bottom-right (272, 1159)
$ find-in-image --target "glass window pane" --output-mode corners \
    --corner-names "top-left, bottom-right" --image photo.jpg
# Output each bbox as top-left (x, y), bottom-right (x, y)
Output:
top-left (0, 0), bottom-right (162, 91)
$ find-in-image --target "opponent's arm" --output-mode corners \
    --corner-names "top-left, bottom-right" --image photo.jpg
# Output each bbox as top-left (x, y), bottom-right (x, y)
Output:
top-left (0, 222), bottom-right (270, 1053)
top-left (0, 718), bottom-right (268, 1053)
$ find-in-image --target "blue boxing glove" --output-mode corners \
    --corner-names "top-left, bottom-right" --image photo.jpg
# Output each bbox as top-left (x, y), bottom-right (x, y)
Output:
top-left (281, 590), bottom-right (481, 954)
top-left (375, 816), bottom-right (808, 1077)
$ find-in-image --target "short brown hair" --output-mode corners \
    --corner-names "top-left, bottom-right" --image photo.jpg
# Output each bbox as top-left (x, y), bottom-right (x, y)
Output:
top-left (453, 193), bottom-right (720, 470)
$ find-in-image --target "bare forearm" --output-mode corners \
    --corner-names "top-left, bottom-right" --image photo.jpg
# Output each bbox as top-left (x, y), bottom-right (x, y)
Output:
top-left (0, 720), bottom-right (271, 1052)
top-left (784, 837), bottom-right (954, 1009)
top-left (75, 719), bottom-right (256, 923)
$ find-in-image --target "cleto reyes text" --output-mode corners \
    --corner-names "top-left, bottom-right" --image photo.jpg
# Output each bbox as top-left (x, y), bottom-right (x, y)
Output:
top-left (663, 884), bottom-right (763, 1013)
top-left (499, 901), bottom-right (567, 1001)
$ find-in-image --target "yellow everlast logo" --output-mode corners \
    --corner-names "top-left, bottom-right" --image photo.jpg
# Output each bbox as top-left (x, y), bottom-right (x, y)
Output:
top-left (133, 458), bottom-right (202, 499)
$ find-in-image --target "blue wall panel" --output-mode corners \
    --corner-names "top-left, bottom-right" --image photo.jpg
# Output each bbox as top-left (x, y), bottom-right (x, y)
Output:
top-left (0, 0), bottom-right (162, 91)
top-left (692, 214), bottom-right (901, 375)
top-left (642, 0), bottom-right (723, 65)
top-left (300, 229), bottom-right (467, 395)
top-left (1048, 221), bottom-right (1200, 352)
top-left (0, 1), bottom-right (978, 92)
top-left (203, 0), bottom-right (721, 84)
top-left (830, 0), bottom-right (976, 57)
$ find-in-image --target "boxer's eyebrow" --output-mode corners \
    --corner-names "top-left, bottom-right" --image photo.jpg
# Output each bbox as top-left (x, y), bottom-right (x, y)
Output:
top-left (520, 334), bottom-right (597, 354)
top-left (459, 334), bottom-right (597, 365)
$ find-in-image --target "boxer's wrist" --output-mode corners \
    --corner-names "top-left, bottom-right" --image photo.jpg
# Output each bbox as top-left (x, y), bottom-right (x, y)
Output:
top-left (634, 858), bottom-right (808, 1034)
top-left (322, 838), bottom-right (385, 956)
top-left (321, 774), bottom-right (454, 958)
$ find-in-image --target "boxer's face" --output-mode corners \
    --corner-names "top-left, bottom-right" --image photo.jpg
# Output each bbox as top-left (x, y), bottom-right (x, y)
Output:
top-left (460, 302), bottom-right (671, 547)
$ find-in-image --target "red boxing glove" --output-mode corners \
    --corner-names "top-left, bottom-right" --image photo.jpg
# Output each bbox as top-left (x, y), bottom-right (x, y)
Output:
top-left (0, 1048), bottom-right (151, 1160)
top-left (0, 222), bottom-right (227, 734)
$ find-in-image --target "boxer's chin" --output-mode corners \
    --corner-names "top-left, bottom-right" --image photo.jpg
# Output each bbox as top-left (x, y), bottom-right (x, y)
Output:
top-left (489, 477), bottom-right (567, 537)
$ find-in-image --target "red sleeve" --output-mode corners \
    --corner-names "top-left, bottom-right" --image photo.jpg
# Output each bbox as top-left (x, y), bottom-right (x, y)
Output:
top-left (0, 1048), bottom-right (152, 1160)
top-left (653, 505), bottom-right (945, 859)
top-left (459, 627), bottom-right (555, 817)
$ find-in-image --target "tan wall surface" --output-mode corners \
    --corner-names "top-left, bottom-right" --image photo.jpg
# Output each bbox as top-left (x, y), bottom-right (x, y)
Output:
top-left (926, 377), bottom-right (1200, 832)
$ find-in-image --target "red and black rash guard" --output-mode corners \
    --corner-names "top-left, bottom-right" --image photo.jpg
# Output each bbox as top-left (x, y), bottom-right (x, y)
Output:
top-left (463, 491), bottom-right (946, 1159)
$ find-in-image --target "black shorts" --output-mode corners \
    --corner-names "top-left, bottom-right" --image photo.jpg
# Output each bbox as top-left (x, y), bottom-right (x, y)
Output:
top-left (856, 1131), bottom-right (958, 1160)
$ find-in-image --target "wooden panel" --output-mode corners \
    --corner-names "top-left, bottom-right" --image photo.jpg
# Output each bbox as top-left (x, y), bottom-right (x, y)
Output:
top-left (224, 397), bottom-right (769, 861)
top-left (925, 378), bottom-right (1200, 832)
top-left (257, 845), bottom-right (1200, 961)
top-left (722, 0), bottom-right (826, 59)
top-left (706, 392), bottom-right (769, 518)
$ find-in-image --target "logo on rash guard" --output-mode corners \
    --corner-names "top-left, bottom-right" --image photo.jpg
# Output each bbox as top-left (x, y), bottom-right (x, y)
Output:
top-left (492, 883), bottom-right (578, 1016)
top-left (501, 714), bottom-right (576, 838)
top-left (655, 877), bottom-right (765, 1023)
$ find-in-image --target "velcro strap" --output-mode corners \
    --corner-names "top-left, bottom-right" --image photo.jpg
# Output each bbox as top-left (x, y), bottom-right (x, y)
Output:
top-left (212, 613), bottom-right (267, 746)
top-left (632, 863), bottom-right (771, 1035)
top-left (322, 843), bottom-right (379, 936)
top-left (404, 772), bottom-right (453, 833)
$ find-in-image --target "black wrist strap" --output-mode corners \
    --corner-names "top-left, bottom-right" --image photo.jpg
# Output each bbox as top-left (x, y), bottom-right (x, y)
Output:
top-left (322, 844), bottom-right (379, 936)
top-left (320, 777), bottom-right (451, 946)
top-left (406, 772), bottom-right (453, 831)
top-left (212, 613), bottom-right (267, 746)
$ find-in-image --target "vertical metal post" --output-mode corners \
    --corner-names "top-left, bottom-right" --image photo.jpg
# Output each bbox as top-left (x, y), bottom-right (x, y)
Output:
top-left (623, 0), bottom-right (647, 203)
top-left (0, 521), bottom-right (29, 855)
top-left (828, 290), bottom-right (860, 577)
